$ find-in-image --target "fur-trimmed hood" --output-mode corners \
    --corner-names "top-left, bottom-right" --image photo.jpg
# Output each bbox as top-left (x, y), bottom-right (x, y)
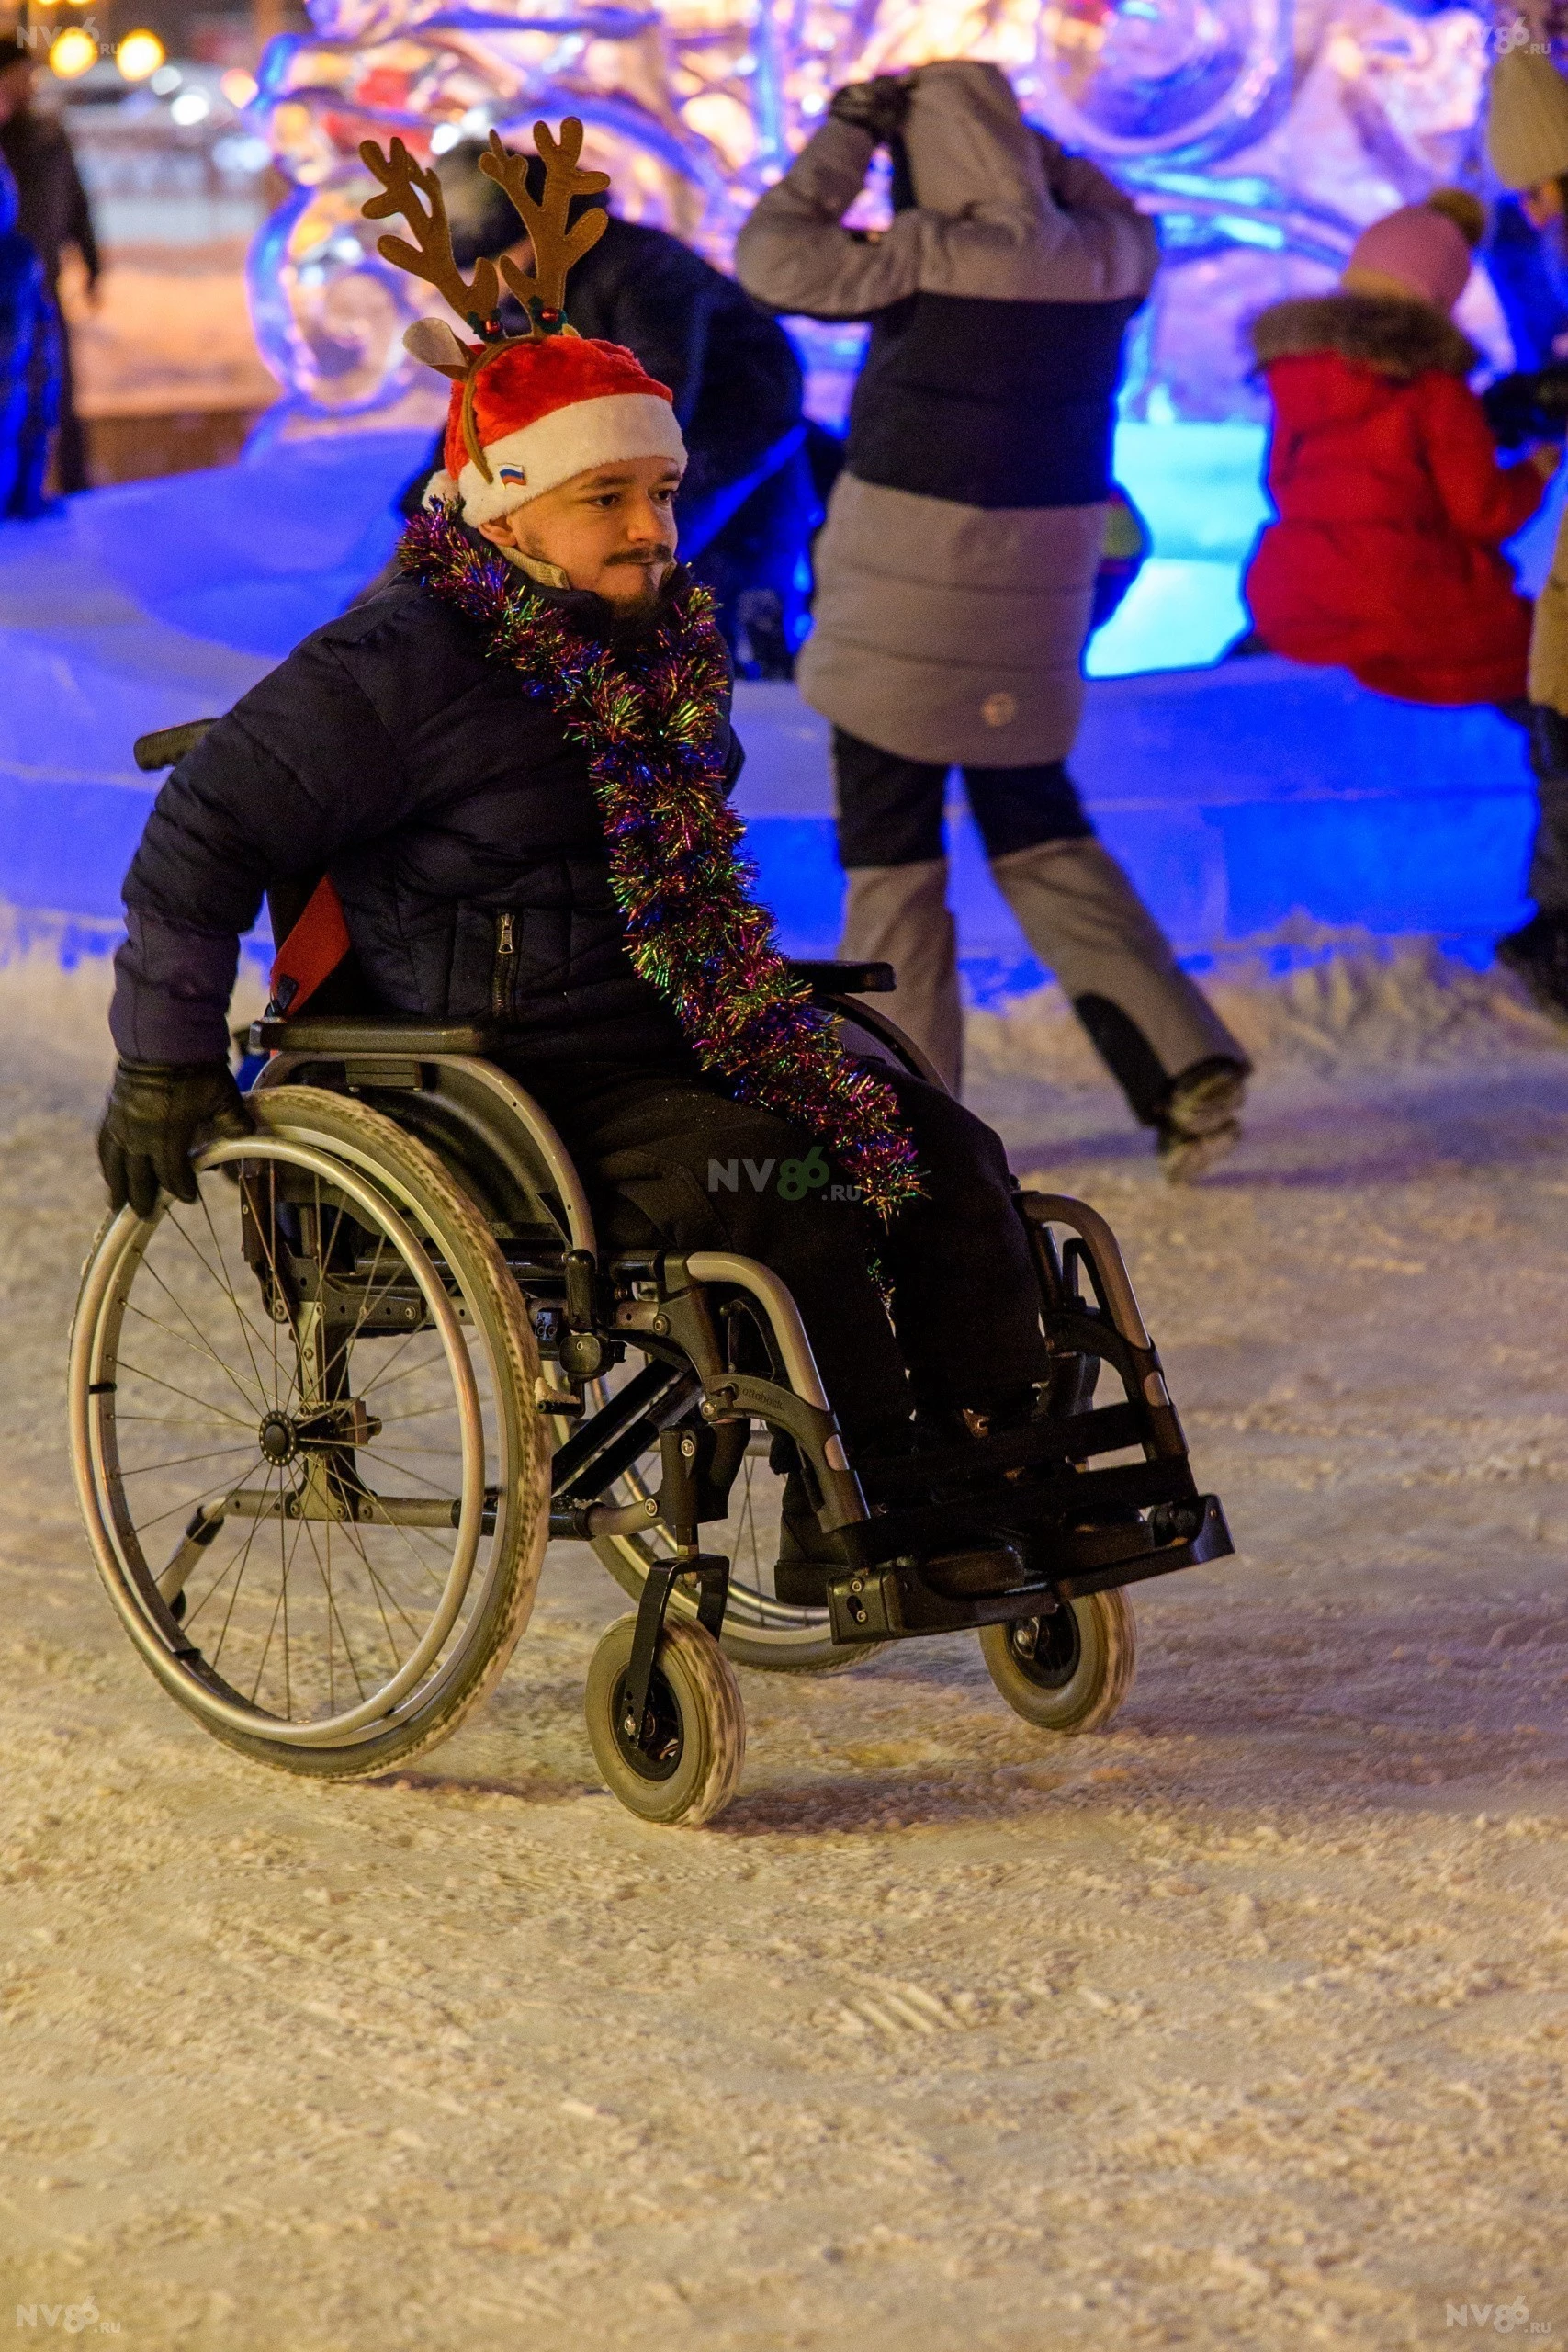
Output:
top-left (1248, 291), bottom-right (1478, 379)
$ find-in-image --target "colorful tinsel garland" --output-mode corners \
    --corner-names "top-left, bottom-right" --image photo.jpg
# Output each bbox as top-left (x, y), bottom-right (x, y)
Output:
top-left (400, 505), bottom-right (924, 1220)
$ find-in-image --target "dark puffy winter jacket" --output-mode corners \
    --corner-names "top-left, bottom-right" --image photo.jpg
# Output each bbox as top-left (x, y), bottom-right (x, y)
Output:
top-left (0, 102), bottom-right (98, 293)
top-left (0, 153), bottom-right (57, 518)
top-left (561, 215), bottom-right (802, 503)
top-left (109, 568), bottom-right (740, 1069)
top-left (434, 155), bottom-right (804, 510)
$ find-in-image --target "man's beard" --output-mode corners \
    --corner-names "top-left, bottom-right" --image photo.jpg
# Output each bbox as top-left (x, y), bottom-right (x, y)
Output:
top-left (601, 550), bottom-right (674, 619)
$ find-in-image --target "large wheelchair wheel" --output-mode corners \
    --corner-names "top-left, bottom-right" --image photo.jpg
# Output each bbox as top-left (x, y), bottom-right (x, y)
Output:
top-left (69, 1087), bottom-right (549, 1778)
top-left (979, 1589), bottom-right (1136, 1736)
top-left (586, 1404), bottom-right (878, 1675)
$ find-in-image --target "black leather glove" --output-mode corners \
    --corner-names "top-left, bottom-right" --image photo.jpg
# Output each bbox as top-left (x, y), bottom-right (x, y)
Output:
top-left (97, 1059), bottom-right (254, 1219)
top-left (1483, 363), bottom-right (1568, 448)
top-left (828, 74), bottom-right (914, 143)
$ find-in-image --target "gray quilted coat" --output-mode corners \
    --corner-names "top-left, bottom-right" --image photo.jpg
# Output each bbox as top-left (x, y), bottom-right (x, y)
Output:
top-left (736, 62), bottom-right (1158, 765)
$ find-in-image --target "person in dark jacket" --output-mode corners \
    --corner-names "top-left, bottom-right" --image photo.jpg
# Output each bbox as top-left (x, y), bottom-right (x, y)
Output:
top-left (0, 149), bottom-right (58, 516)
top-left (427, 139), bottom-right (812, 672)
top-left (736, 61), bottom-right (1248, 1177)
top-left (0, 41), bottom-right (98, 495)
top-left (96, 149), bottom-right (1055, 1535)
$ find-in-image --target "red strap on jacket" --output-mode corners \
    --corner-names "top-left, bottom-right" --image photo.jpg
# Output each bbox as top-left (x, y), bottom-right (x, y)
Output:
top-left (267, 876), bottom-right (351, 1018)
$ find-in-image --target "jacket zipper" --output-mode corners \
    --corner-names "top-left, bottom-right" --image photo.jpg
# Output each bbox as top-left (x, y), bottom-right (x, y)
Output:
top-left (491, 911), bottom-right (516, 1018)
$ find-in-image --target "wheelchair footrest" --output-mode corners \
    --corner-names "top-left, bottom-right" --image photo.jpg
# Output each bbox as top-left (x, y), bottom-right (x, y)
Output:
top-left (826, 1496), bottom-right (1235, 1645)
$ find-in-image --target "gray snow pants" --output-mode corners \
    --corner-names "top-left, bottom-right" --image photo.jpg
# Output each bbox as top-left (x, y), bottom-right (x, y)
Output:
top-left (831, 728), bottom-right (1245, 1114)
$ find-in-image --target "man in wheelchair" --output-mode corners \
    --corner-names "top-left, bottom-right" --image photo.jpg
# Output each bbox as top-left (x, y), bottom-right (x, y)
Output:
top-left (96, 123), bottom-right (1072, 1608)
top-left (97, 123), bottom-right (1233, 1683)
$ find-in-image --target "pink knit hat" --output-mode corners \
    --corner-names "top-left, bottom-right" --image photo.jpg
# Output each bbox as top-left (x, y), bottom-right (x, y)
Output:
top-left (1342, 203), bottom-right (1474, 314)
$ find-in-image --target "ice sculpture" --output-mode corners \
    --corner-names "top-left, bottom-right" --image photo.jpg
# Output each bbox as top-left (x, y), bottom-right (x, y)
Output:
top-left (245, 0), bottom-right (1513, 424)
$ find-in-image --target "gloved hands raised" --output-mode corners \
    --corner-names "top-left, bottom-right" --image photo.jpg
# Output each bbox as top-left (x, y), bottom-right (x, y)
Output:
top-left (97, 1059), bottom-right (254, 1219)
top-left (828, 74), bottom-right (915, 143)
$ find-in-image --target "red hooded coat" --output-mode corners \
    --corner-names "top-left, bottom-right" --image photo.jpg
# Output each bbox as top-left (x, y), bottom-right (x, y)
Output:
top-left (1244, 293), bottom-right (1544, 705)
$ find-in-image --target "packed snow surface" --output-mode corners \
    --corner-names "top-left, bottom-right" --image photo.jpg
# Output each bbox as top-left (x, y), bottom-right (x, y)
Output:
top-left (2, 944), bottom-right (1565, 2349)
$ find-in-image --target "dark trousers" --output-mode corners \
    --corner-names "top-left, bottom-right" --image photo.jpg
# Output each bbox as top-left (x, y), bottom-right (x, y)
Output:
top-left (832, 728), bottom-right (1094, 868)
top-left (51, 322), bottom-right (87, 496)
top-left (519, 1058), bottom-right (1050, 1458)
top-left (1523, 707), bottom-right (1568, 916)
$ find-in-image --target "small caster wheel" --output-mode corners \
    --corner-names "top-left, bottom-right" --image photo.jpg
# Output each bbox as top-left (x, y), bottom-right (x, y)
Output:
top-left (980, 1589), bottom-right (1135, 1735)
top-left (584, 1612), bottom-right (747, 1827)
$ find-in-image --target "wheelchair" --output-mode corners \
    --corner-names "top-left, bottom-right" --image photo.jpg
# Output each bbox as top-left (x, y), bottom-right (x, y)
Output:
top-left (71, 738), bottom-right (1233, 1827)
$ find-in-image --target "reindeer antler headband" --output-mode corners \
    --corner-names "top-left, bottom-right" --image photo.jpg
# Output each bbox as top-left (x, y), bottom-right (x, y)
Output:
top-left (359, 119), bottom-right (611, 485)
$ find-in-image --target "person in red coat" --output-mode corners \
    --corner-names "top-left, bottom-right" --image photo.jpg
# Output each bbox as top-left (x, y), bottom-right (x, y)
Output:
top-left (1245, 192), bottom-right (1557, 707)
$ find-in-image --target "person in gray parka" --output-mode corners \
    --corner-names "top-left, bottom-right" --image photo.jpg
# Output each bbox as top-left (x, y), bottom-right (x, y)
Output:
top-left (736, 60), bottom-right (1248, 1177)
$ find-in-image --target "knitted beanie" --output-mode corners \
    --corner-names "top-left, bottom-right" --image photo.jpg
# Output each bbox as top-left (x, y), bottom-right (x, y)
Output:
top-left (423, 334), bottom-right (685, 526)
top-left (1342, 201), bottom-right (1475, 314)
top-left (1486, 43), bottom-right (1568, 194)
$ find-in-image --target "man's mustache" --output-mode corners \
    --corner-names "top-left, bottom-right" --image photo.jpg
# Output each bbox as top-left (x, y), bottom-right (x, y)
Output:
top-left (605, 545), bottom-right (675, 567)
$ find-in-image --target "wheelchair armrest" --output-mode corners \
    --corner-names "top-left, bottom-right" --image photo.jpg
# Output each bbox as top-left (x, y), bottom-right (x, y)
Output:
top-left (250, 1014), bottom-right (505, 1057)
top-left (133, 718), bottom-right (218, 772)
top-left (788, 959), bottom-right (895, 996)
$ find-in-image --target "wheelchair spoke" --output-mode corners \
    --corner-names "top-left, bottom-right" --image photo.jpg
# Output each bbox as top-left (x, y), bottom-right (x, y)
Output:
top-left (118, 1411), bottom-right (254, 1430)
top-left (144, 1218), bottom-right (274, 1406)
top-left (300, 1516), bottom-right (369, 1706)
top-left (371, 1402), bottom-right (474, 1428)
top-left (315, 1221), bottom-right (402, 1396)
top-left (122, 1291), bottom-right (264, 1419)
top-left (116, 1345), bottom-right (257, 1430)
top-left (237, 1160), bottom-right (289, 1404)
top-left (183, 1503), bottom-right (265, 1632)
top-left (186, 1195), bottom-right (278, 1403)
top-left (249, 1506), bottom-right (306, 1707)
top-left (115, 1358), bottom-right (254, 1432)
top-left (352, 1501), bottom-right (451, 1600)
top-left (353, 1445), bottom-right (462, 1498)
top-left (354, 1336), bottom-right (450, 1406)
top-left (128, 1460), bottom-right (270, 1538)
top-left (336, 1518), bottom-right (417, 1671)
top-left (205, 1477), bottom-right (276, 1671)
top-left (116, 1439), bottom-right (257, 1481)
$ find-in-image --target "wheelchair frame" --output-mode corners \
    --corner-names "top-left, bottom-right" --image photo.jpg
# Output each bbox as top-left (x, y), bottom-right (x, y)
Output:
top-left (245, 968), bottom-right (1233, 1756)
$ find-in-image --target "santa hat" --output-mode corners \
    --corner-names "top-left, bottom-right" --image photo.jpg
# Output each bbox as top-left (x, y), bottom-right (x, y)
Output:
top-left (423, 334), bottom-right (685, 525)
top-left (361, 120), bottom-right (685, 529)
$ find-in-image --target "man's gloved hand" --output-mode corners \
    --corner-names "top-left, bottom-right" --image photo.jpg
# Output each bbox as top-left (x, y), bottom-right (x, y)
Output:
top-left (828, 74), bottom-right (915, 143)
top-left (97, 1059), bottom-right (254, 1219)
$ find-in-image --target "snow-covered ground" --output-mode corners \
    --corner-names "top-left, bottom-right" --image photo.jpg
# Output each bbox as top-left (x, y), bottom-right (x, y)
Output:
top-left (3, 945), bottom-right (1566, 2349)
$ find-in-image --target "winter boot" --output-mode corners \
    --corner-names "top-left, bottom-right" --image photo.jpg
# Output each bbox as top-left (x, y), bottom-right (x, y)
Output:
top-left (912, 1386), bottom-right (1040, 1600)
top-left (1156, 1056), bottom-right (1248, 1183)
top-left (772, 1467), bottom-right (852, 1607)
top-left (987, 838), bottom-right (1248, 1149)
top-left (1496, 910), bottom-right (1568, 1023)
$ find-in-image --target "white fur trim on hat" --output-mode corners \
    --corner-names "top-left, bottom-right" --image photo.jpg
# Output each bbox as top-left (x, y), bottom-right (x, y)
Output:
top-left (455, 392), bottom-right (686, 526)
